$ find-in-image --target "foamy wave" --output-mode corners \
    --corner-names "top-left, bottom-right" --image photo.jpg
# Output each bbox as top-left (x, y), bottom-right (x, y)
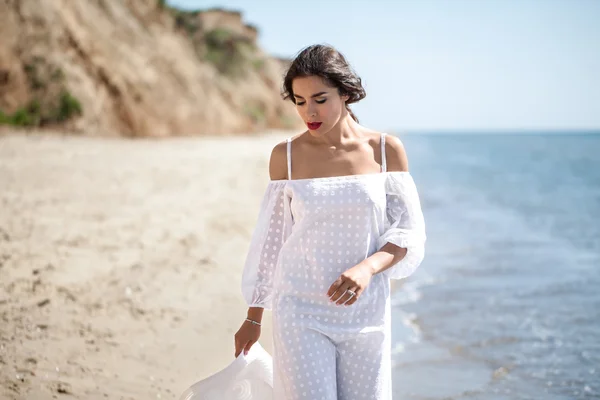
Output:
top-left (391, 310), bottom-right (423, 358)
top-left (391, 341), bottom-right (405, 355)
top-left (391, 271), bottom-right (438, 306)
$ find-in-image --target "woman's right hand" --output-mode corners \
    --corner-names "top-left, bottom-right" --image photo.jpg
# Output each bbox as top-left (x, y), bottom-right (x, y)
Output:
top-left (234, 319), bottom-right (261, 357)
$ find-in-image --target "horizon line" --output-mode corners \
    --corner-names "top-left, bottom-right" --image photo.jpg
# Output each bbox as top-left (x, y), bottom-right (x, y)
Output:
top-left (392, 129), bottom-right (600, 135)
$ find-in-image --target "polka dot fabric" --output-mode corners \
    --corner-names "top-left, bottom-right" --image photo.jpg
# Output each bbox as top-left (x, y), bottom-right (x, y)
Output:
top-left (241, 180), bottom-right (292, 309)
top-left (240, 134), bottom-right (426, 399)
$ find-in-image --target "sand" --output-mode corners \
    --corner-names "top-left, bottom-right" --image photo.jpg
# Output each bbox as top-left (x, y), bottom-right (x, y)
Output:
top-left (0, 129), bottom-right (293, 400)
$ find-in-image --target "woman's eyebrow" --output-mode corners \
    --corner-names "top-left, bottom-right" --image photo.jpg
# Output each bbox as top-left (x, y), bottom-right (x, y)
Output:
top-left (294, 91), bottom-right (328, 99)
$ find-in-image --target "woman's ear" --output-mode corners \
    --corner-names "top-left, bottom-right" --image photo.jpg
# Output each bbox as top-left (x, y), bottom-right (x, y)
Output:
top-left (341, 94), bottom-right (350, 103)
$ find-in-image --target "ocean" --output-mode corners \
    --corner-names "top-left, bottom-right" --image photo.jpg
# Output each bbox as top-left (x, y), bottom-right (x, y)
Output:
top-left (390, 133), bottom-right (600, 399)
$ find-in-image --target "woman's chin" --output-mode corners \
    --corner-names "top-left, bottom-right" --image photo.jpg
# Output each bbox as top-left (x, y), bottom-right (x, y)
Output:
top-left (308, 126), bottom-right (328, 136)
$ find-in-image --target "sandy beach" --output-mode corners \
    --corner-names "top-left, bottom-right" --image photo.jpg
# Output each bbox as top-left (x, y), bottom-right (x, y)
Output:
top-left (0, 130), bottom-right (292, 399)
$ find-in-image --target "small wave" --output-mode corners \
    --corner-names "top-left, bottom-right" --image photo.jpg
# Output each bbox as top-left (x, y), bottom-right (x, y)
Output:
top-left (390, 313), bottom-right (422, 360)
top-left (391, 273), bottom-right (436, 306)
top-left (392, 310), bottom-right (423, 352)
top-left (391, 341), bottom-right (406, 355)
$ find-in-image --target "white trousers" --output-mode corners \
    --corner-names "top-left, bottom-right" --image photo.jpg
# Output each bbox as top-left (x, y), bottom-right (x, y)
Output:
top-left (272, 314), bottom-right (392, 399)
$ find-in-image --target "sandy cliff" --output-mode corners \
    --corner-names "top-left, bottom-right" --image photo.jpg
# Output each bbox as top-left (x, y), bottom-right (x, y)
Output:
top-left (0, 0), bottom-right (301, 136)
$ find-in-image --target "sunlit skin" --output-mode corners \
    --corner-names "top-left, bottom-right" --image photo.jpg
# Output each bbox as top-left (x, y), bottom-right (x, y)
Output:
top-left (234, 75), bottom-right (409, 358)
top-left (292, 75), bottom-right (350, 139)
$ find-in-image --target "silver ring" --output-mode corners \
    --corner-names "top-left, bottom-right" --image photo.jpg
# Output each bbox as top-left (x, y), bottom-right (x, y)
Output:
top-left (347, 290), bottom-right (356, 297)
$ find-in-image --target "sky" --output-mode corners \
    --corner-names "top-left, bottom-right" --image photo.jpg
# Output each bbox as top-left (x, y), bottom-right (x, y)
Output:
top-left (168, 0), bottom-right (600, 132)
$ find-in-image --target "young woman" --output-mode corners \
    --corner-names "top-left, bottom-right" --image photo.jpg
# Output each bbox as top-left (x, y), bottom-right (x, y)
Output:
top-left (235, 44), bottom-right (426, 399)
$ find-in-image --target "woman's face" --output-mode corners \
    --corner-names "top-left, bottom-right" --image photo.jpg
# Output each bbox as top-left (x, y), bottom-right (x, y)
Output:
top-left (292, 76), bottom-right (349, 136)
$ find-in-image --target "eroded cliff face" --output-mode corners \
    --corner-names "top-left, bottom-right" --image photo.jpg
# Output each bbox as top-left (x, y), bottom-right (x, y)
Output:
top-left (0, 0), bottom-right (301, 136)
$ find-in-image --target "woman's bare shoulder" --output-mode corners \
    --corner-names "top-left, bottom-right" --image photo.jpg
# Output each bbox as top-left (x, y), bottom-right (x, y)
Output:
top-left (269, 141), bottom-right (287, 181)
top-left (384, 133), bottom-right (409, 172)
top-left (268, 132), bottom-right (307, 180)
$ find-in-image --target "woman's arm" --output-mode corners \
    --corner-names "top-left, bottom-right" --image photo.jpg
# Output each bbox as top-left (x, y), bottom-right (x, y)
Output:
top-left (364, 135), bottom-right (411, 276)
top-left (327, 135), bottom-right (426, 305)
top-left (244, 140), bottom-right (289, 323)
top-left (236, 140), bottom-right (291, 356)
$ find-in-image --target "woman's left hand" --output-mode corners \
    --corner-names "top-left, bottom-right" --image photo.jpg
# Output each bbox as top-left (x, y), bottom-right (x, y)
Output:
top-left (327, 263), bottom-right (375, 306)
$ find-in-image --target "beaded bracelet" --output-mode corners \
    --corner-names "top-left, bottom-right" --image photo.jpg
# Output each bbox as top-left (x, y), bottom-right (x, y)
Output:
top-left (245, 318), bottom-right (262, 326)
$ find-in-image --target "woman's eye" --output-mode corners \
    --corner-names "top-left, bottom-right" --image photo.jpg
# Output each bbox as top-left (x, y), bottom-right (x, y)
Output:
top-left (296, 99), bottom-right (326, 106)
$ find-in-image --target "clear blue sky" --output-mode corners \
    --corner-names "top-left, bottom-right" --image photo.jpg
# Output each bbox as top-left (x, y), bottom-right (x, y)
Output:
top-left (169, 0), bottom-right (600, 132)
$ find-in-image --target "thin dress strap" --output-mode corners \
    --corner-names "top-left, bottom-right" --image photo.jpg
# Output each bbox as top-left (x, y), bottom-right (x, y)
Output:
top-left (380, 133), bottom-right (387, 172)
top-left (286, 138), bottom-right (292, 180)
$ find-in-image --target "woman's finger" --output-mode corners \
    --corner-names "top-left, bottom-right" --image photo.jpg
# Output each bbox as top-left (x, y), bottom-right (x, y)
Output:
top-left (343, 286), bottom-right (362, 306)
top-left (235, 339), bottom-right (247, 358)
top-left (243, 340), bottom-right (255, 356)
top-left (333, 283), bottom-right (356, 304)
top-left (329, 280), bottom-right (351, 302)
top-left (326, 277), bottom-right (343, 298)
top-left (336, 284), bottom-right (359, 305)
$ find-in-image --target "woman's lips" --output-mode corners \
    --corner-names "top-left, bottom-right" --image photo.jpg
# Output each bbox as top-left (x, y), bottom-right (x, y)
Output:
top-left (307, 122), bottom-right (322, 130)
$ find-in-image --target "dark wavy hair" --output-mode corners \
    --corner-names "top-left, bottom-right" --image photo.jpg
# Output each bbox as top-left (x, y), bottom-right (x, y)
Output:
top-left (282, 44), bottom-right (366, 123)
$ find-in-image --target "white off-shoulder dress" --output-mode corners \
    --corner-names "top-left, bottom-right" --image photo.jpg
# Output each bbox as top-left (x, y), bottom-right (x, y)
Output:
top-left (241, 133), bottom-right (426, 399)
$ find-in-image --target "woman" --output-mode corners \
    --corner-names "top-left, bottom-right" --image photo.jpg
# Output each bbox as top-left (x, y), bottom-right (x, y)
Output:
top-left (235, 44), bottom-right (426, 399)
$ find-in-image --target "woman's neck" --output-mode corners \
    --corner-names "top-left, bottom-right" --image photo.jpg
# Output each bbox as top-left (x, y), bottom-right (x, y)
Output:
top-left (309, 115), bottom-right (364, 147)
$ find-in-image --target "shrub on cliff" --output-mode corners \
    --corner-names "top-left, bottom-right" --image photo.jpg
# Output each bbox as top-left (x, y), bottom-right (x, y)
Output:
top-left (0, 57), bottom-right (83, 128)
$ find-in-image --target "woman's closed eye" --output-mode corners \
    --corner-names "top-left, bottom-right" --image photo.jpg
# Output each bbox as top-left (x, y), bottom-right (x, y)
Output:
top-left (296, 99), bottom-right (327, 106)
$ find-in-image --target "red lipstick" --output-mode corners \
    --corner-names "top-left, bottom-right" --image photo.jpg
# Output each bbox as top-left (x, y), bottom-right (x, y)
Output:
top-left (307, 122), bottom-right (322, 130)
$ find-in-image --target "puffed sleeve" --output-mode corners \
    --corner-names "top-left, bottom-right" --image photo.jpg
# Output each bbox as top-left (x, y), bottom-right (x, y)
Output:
top-left (241, 181), bottom-right (292, 310)
top-left (376, 172), bottom-right (426, 279)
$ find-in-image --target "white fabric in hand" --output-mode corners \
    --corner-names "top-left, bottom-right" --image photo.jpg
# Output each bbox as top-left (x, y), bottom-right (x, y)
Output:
top-left (179, 342), bottom-right (273, 400)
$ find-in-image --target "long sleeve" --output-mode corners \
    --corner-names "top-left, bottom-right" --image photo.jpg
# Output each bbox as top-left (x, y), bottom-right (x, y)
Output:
top-left (241, 181), bottom-right (292, 310)
top-left (376, 172), bottom-right (426, 280)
